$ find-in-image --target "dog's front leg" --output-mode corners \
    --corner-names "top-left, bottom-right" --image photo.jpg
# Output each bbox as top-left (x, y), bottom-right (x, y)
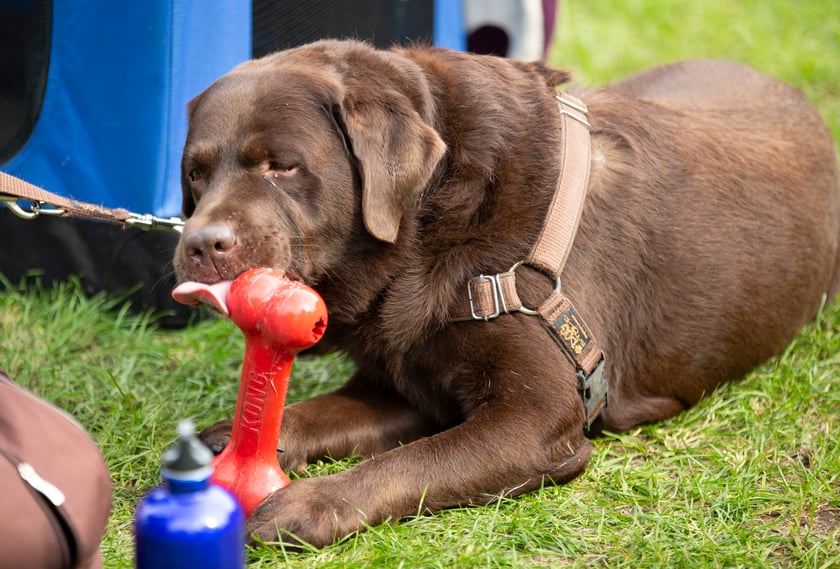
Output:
top-left (198, 372), bottom-right (441, 472)
top-left (247, 396), bottom-right (592, 548)
top-left (276, 376), bottom-right (443, 471)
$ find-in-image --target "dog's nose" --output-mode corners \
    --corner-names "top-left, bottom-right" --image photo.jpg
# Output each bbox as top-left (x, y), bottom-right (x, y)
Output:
top-left (183, 223), bottom-right (237, 264)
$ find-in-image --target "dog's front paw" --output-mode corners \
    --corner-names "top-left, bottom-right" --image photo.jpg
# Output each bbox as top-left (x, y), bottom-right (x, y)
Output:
top-left (197, 419), bottom-right (233, 455)
top-left (197, 415), bottom-right (309, 470)
top-left (247, 476), bottom-right (368, 549)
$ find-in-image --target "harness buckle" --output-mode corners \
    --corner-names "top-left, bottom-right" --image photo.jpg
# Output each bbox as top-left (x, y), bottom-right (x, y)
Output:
top-left (467, 274), bottom-right (502, 320)
top-left (578, 354), bottom-right (608, 431)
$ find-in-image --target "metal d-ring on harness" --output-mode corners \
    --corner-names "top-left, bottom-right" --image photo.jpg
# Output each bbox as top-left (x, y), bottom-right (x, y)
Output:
top-left (452, 92), bottom-right (608, 432)
top-left (0, 171), bottom-right (184, 232)
top-left (465, 260), bottom-right (561, 320)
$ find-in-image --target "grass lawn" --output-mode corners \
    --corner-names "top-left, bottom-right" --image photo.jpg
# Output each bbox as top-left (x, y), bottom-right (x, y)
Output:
top-left (2, 1), bottom-right (839, 567)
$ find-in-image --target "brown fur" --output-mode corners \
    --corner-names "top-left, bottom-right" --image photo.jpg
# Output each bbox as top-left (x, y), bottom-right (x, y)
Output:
top-left (174, 40), bottom-right (840, 548)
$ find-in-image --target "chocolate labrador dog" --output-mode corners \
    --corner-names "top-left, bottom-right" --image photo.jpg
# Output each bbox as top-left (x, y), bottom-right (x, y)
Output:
top-left (173, 40), bottom-right (840, 547)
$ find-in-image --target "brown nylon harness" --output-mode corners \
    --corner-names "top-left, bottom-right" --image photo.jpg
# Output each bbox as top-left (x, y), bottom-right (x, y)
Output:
top-left (451, 93), bottom-right (608, 431)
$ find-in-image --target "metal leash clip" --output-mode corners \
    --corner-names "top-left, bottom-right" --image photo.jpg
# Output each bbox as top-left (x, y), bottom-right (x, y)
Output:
top-left (0, 196), bottom-right (65, 220)
top-left (124, 213), bottom-right (185, 233)
top-left (1, 194), bottom-right (184, 233)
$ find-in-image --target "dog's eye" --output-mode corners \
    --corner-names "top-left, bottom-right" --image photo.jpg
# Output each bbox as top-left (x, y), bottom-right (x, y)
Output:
top-left (187, 168), bottom-right (202, 183)
top-left (267, 161), bottom-right (297, 175)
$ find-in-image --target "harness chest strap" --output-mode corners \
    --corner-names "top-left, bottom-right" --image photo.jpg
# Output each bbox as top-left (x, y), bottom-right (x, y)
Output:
top-left (528, 92), bottom-right (592, 277)
top-left (451, 92), bottom-right (608, 431)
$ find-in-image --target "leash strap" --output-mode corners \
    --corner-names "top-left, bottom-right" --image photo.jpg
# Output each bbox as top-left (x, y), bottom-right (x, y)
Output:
top-left (451, 92), bottom-right (607, 431)
top-left (0, 170), bottom-right (184, 232)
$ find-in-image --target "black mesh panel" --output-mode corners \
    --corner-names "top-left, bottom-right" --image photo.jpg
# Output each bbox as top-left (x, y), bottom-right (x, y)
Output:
top-left (252, 0), bottom-right (434, 57)
top-left (0, 0), bottom-right (52, 165)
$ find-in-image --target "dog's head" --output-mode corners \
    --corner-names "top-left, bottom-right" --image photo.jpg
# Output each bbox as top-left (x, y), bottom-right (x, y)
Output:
top-left (173, 40), bottom-right (446, 287)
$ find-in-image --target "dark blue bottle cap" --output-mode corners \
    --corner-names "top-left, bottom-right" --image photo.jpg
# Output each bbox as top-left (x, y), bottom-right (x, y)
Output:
top-left (161, 420), bottom-right (214, 480)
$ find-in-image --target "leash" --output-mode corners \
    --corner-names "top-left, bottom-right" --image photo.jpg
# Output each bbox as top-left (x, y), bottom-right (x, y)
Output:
top-left (0, 170), bottom-right (184, 232)
top-left (451, 93), bottom-right (608, 431)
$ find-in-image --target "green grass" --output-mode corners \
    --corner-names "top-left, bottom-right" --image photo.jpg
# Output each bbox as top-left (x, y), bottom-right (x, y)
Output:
top-left (2, 1), bottom-right (839, 567)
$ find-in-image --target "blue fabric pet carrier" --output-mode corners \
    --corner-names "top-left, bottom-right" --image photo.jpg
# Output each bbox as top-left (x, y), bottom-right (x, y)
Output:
top-left (0, 0), bottom-right (464, 326)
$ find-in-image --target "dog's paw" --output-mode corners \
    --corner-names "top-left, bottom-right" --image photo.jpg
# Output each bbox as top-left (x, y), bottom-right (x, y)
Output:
top-left (274, 406), bottom-right (323, 473)
top-left (275, 445), bottom-right (310, 474)
top-left (197, 416), bottom-right (309, 470)
top-left (246, 476), bottom-right (368, 549)
top-left (197, 419), bottom-right (233, 455)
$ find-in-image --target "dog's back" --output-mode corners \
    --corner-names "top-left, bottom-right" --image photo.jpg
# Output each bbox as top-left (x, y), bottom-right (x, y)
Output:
top-left (615, 59), bottom-right (840, 300)
top-left (572, 60), bottom-right (840, 429)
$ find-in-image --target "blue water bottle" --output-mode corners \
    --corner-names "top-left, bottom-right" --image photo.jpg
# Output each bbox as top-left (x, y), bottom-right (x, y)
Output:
top-left (135, 420), bottom-right (245, 569)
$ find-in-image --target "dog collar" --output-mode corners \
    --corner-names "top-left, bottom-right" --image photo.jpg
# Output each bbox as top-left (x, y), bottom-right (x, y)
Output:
top-left (451, 92), bottom-right (607, 431)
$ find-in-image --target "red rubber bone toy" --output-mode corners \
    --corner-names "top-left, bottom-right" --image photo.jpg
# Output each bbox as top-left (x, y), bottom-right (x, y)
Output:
top-left (172, 268), bottom-right (327, 516)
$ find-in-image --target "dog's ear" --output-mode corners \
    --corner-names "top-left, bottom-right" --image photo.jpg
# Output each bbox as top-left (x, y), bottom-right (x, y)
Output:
top-left (335, 92), bottom-right (446, 243)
